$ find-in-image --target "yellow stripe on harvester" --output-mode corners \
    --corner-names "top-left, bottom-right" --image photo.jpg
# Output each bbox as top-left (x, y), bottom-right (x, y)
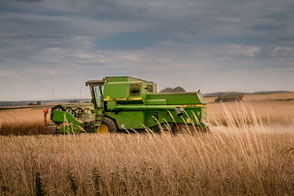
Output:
top-left (103, 97), bottom-right (142, 101)
top-left (103, 98), bottom-right (205, 108)
top-left (183, 104), bottom-right (205, 107)
top-left (128, 97), bottom-right (142, 100)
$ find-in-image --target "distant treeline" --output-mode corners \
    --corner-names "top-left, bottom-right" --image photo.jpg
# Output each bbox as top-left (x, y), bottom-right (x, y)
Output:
top-left (204, 91), bottom-right (289, 97)
top-left (0, 99), bottom-right (91, 107)
top-left (159, 86), bottom-right (186, 93)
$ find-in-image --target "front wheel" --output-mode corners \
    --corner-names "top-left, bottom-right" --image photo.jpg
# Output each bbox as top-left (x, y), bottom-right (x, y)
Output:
top-left (96, 117), bottom-right (118, 134)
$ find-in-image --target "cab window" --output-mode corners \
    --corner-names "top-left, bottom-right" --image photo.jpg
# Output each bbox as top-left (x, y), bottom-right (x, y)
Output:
top-left (147, 85), bottom-right (153, 92)
top-left (90, 85), bottom-right (104, 108)
top-left (130, 84), bottom-right (141, 95)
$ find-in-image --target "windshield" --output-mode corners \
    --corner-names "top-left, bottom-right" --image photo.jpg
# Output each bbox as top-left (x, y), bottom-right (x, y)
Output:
top-left (90, 85), bottom-right (104, 108)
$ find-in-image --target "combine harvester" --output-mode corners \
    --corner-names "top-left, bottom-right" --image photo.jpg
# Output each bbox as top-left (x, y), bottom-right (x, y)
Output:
top-left (48, 76), bottom-right (208, 134)
top-left (214, 93), bottom-right (244, 102)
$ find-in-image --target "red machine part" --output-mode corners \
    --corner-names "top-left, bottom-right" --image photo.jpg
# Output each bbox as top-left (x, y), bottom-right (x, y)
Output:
top-left (43, 108), bottom-right (48, 126)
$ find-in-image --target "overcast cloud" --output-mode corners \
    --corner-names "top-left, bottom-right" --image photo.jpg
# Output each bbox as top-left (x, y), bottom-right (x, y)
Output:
top-left (0, 0), bottom-right (293, 101)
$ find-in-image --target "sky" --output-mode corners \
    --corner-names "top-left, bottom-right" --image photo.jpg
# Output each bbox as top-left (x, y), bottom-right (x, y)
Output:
top-left (0, 0), bottom-right (294, 101)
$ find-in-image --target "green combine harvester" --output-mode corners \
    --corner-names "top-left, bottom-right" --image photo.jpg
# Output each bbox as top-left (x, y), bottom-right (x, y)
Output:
top-left (214, 93), bottom-right (244, 102)
top-left (49, 76), bottom-right (208, 133)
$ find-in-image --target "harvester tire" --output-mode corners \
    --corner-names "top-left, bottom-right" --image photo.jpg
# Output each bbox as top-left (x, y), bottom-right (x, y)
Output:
top-left (101, 117), bottom-right (118, 133)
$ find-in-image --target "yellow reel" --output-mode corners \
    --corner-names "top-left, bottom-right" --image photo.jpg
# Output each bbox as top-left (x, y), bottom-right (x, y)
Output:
top-left (96, 124), bottom-right (109, 134)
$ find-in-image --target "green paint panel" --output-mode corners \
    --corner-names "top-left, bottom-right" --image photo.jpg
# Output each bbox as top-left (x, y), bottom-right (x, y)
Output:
top-left (52, 111), bottom-right (83, 127)
top-left (108, 111), bottom-right (145, 129)
top-left (146, 93), bottom-right (205, 105)
top-left (51, 110), bottom-right (84, 133)
top-left (145, 99), bottom-right (167, 105)
top-left (104, 83), bottom-right (129, 98)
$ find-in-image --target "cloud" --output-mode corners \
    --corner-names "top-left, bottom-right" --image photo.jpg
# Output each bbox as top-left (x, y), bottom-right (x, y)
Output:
top-left (16, 0), bottom-right (41, 2)
top-left (272, 47), bottom-right (294, 57)
top-left (0, 70), bottom-right (21, 79)
top-left (0, 0), bottom-right (294, 100)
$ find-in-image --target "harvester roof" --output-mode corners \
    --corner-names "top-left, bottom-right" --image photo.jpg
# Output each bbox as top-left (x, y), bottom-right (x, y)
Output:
top-left (105, 76), bottom-right (153, 83)
top-left (85, 80), bottom-right (104, 86)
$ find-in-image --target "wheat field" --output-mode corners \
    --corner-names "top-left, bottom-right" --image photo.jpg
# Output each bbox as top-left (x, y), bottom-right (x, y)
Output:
top-left (1, 125), bottom-right (294, 195)
top-left (0, 93), bottom-right (294, 195)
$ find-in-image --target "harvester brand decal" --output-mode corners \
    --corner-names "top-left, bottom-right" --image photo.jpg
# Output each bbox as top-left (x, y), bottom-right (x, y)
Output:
top-left (183, 104), bottom-right (204, 108)
top-left (128, 97), bottom-right (143, 100)
top-left (113, 98), bottom-right (127, 101)
top-left (104, 97), bottom-right (142, 101)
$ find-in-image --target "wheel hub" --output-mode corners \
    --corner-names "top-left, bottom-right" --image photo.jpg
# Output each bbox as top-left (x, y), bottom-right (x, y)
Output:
top-left (96, 124), bottom-right (109, 134)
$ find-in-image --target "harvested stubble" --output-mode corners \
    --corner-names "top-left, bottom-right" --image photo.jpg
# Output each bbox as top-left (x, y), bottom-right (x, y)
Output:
top-left (0, 123), bottom-right (49, 136)
top-left (1, 124), bottom-right (294, 195)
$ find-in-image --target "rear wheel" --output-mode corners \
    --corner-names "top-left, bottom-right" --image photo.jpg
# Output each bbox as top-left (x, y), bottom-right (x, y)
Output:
top-left (96, 117), bottom-right (118, 134)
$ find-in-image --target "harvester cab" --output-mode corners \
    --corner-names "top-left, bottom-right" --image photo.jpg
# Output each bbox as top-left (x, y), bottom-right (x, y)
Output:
top-left (86, 80), bottom-right (104, 109)
top-left (49, 76), bottom-right (208, 134)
